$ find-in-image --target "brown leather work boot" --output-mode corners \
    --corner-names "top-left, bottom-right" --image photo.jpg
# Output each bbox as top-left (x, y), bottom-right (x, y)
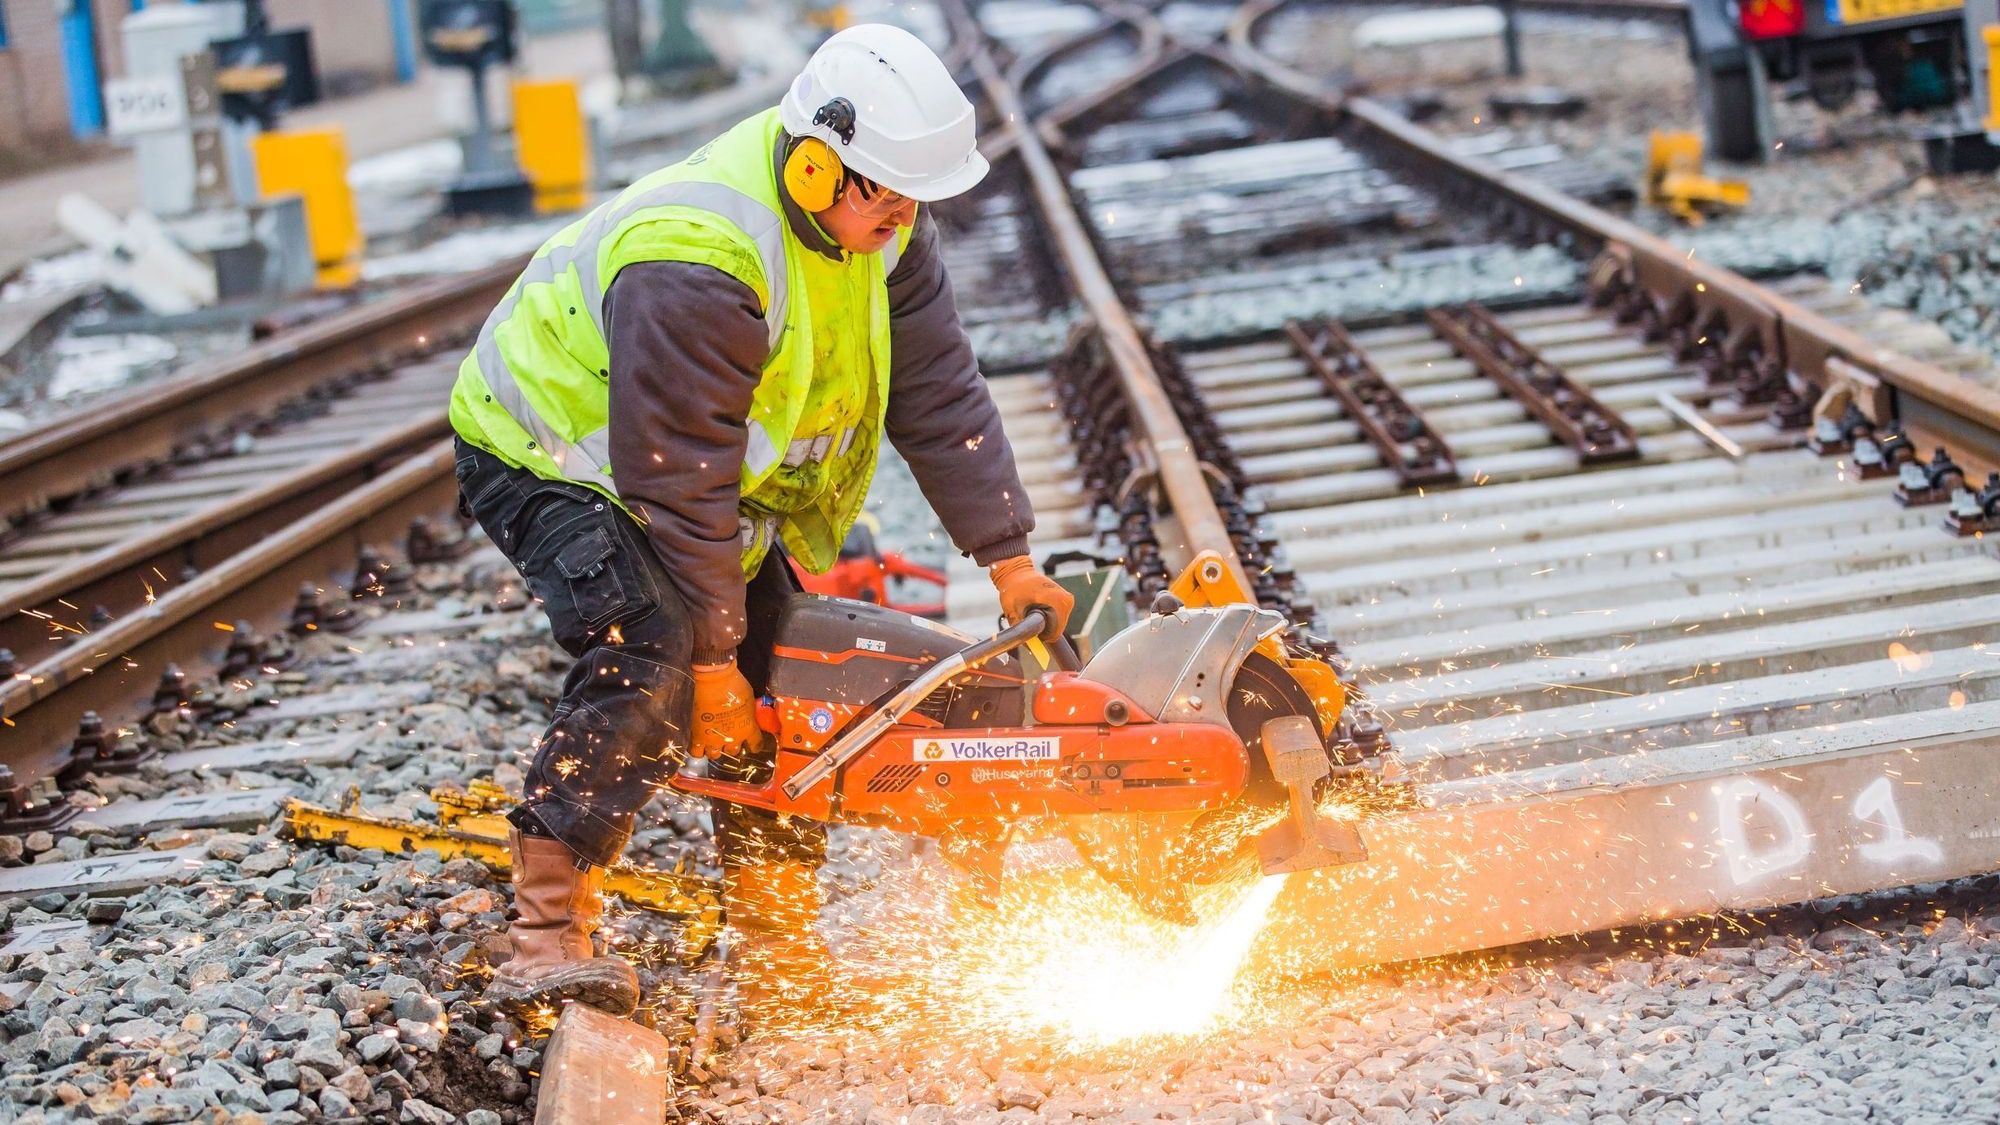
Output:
top-left (485, 830), bottom-right (640, 1016)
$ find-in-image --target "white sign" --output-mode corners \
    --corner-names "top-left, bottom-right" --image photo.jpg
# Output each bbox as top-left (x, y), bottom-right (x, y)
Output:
top-left (915, 736), bottom-right (1062, 763)
top-left (104, 76), bottom-right (188, 138)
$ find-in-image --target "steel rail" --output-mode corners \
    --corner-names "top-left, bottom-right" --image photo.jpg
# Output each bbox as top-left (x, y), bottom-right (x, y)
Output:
top-left (0, 259), bottom-right (518, 529)
top-left (990, 2), bottom-right (1172, 159)
top-left (0, 443), bottom-right (458, 802)
top-left (949, 0), bottom-right (1247, 589)
top-left (0, 411), bottom-right (450, 662)
top-left (1226, 0), bottom-right (2000, 474)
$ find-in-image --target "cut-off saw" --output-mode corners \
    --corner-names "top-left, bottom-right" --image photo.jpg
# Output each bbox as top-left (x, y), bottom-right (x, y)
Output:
top-left (674, 552), bottom-right (1401, 920)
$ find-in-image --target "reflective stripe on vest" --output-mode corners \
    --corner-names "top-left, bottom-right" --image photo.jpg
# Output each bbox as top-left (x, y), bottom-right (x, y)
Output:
top-left (744, 424), bottom-right (860, 477)
top-left (738, 514), bottom-right (779, 553)
top-left (472, 180), bottom-right (792, 486)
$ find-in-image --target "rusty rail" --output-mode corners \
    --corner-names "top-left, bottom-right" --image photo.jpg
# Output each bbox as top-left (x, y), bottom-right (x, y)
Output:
top-left (1286, 319), bottom-right (1460, 486)
top-left (983, 4), bottom-right (1177, 164)
top-left (1427, 304), bottom-right (1641, 463)
top-left (0, 412), bottom-right (451, 663)
top-left (0, 443), bottom-right (458, 818)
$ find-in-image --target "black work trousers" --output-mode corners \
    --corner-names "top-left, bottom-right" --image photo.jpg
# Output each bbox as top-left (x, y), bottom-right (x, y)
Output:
top-left (453, 437), bottom-right (824, 871)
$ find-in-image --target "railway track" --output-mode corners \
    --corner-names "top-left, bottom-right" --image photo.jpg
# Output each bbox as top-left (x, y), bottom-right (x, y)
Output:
top-left (2, 0), bottom-right (1999, 1121)
top-left (0, 73), bottom-right (807, 818)
top-left (931, 0), bottom-right (2000, 986)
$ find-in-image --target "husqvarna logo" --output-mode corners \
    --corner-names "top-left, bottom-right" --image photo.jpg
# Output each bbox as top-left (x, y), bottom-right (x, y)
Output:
top-left (914, 737), bottom-right (1061, 763)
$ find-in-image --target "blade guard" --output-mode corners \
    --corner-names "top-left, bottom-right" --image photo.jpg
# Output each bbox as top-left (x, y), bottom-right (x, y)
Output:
top-left (1254, 715), bottom-right (1368, 875)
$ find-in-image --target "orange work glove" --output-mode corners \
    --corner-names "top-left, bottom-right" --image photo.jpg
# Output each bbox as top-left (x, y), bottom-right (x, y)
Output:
top-left (988, 556), bottom-right (1075, 644)
top-left (689, 658), bottom-right (759, 759)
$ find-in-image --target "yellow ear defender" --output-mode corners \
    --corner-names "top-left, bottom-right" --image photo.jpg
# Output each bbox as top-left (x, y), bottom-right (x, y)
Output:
top-left (783, 136), bottom-right (844, 212)
top-left (783, 97), bottom-right (860, 212)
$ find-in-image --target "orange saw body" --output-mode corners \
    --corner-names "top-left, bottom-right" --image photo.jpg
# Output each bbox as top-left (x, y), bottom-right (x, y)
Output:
top-left (673, 553), bottom-right (1383, 894)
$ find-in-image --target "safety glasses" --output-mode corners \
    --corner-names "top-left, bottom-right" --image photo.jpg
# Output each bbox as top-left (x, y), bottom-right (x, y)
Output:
top-left (844, 175), bottom-right (914, 221)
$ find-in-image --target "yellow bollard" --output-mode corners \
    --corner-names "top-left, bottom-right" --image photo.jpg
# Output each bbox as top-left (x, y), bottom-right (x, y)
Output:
top-left (1985, 27), bottom-right (2000, 133)
top-left (806, 2), bottom-right (852, 33)
top-left (250, 129), bottom-right (364, 289)
top-left (511, 78), bottom-right (591, 214)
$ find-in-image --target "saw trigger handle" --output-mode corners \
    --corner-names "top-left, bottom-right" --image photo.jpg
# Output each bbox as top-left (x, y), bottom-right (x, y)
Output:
top-left (1025, 607), bottom-right (1084, 671)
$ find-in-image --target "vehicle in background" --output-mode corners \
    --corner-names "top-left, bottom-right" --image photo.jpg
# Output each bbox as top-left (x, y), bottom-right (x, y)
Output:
top-left (1688, 0), bottom-right (1965, 160)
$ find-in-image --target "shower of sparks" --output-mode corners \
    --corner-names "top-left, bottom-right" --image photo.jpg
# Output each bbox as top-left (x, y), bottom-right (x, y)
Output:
top-left (937, 871), bottom-right (1290, 1050)
top-left (790, 839), bottom-right (1305, 1059)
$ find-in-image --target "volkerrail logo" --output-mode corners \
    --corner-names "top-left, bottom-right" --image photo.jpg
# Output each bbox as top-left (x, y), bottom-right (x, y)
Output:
top-left (914, 737), bottom-right (1061, 763)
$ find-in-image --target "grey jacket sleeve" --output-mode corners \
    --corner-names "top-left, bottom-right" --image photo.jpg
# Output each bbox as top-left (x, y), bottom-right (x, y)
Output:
top-left (605, 260), bottom-right (764, 664)
top-left (885, 211), bottom-right (1035, 565)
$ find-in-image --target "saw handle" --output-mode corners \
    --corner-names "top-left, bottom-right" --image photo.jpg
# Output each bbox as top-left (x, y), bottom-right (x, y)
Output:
top-left (1045, 628), bottom-right (1084, 672)
top-left (1021, 606), bottom-right (1084, 672)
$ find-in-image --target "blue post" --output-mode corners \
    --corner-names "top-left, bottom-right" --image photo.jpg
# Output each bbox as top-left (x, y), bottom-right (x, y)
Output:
top-left (390, 0), bottom-right (419, 83)
top-left (60, 1), bottom-right (105, 138)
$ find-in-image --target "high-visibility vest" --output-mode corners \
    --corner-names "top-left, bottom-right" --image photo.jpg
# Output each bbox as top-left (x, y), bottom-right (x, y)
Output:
top-left (447, 107), bottom-right (912, 576)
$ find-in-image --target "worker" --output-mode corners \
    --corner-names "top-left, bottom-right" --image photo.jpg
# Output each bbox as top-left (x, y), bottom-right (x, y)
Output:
top-left (446, 24), bottom-right (1075, 1018)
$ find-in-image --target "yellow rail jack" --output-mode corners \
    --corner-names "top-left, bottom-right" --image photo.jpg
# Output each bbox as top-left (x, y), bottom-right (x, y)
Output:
top-left (1644, 131), bottom-right (1750, 225)
top-left (282, 779), bottom-right (723, 960)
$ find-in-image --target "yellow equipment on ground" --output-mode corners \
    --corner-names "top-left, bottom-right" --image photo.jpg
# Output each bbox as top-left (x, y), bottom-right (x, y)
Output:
top-left (1643, 131), bottom-right (1751, 225)
top-left (281, 778), bottom-right (723, 960)
top-left (511, 78), bottom-right (592, 214)
top-left (1985, 26), bottom-right (2000, 132)
top-left (250, 129), bottom-right (365, 287)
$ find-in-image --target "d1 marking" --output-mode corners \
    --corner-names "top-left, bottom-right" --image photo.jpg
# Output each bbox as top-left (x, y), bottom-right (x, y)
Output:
top-left (1714, 773), bottom-right (1943, 888)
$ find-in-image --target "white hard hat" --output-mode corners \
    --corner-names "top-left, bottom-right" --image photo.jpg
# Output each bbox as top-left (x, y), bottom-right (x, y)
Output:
top-left (780, 24), bottom-right (989, 203)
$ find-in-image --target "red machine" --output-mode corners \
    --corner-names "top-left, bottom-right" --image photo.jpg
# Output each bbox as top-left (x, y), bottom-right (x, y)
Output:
top-left (791, 517), bottom-right (948, 617)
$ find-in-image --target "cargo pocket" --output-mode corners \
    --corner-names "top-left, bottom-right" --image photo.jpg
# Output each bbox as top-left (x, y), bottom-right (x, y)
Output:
top-left (555, 524), bottom-right (650, 638)
top-left (452, 455), bottom-right (478, 521)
